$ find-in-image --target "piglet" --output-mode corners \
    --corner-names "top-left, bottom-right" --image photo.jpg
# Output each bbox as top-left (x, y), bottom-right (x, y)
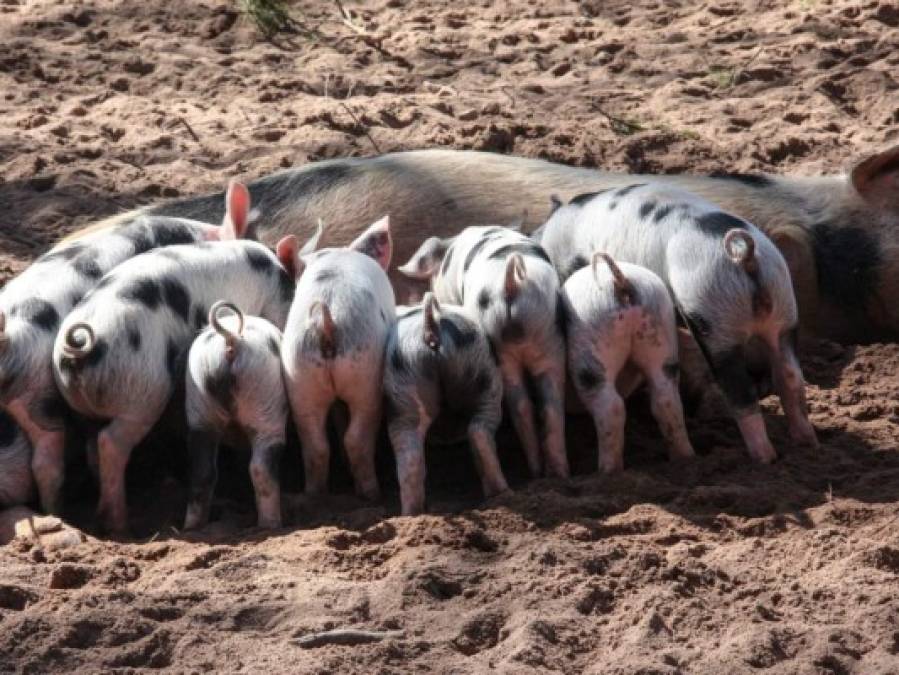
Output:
top-left (0, 410), bottom-right (33, 508)
top-left (281, 217), bottom-right (396, 501)
top-left (385, 293), bottom-right (507, 515)
top-left (563, 253), bottom-right (694, 472)
top-left (399, 226), bottom-right (568, 479)
top-left (184, 301), bottom-right (287, 530)
top-left (52, 235), bottom-right (296, 534)
top-left (0, 181), bottom-right (253, 516)
top-left (539, 184), bottom-right (817, 463)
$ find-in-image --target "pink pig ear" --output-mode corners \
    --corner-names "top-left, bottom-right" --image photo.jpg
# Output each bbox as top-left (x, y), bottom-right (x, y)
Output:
top-left (276, 235), bottom-right (304, 280)
top-left (349, 215), bottom-right (392, 271)
top-left (221, 180), bottom-right (251, 240)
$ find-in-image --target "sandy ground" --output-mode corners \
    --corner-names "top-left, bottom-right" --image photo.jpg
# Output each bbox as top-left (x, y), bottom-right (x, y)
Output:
top-left (1, 0), bottom-right (899, 672)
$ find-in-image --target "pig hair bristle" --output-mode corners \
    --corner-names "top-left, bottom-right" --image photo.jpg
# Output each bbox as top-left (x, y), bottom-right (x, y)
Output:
top-left (209, 300), bottom-right (245, 363)
top-left (62, 322), bottom-right (96, 359)
top-left (422, 292), bottom-right (441, 351)
top-left (504, 253), bottom-right (527, 301)
top-left (309, 301), bottom-right (337, 359)
top-left (724, 229), bottom-right (758, 272)
top-left (592, 251), bottom-right (636, 307)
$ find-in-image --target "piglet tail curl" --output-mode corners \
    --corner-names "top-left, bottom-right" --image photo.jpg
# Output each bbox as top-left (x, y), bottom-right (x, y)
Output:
top-left (724, 229), bottom-right (758, 272)
top-left (422, 292), bottom-right (441, 352)
top-left (209, 300), bottom-right (245, 363)
top-left (504, 254), bottom-right (527, 302)
top-left (592, 251), bottom-right (636, 307)
top-left (62, 323), bottom-right (96, 360)
top-left (0, 311), bottom-right (7, 351)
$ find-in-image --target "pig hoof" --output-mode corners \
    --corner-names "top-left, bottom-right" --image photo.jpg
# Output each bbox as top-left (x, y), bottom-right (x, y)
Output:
top-left (749, 446), bottom-right (778, 464)
top-left (790, 426), bottom-right (819, 450)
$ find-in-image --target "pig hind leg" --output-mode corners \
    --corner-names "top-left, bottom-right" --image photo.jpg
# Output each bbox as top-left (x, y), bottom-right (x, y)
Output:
top-left (248, 434), bottom-right (284, 528)
top-left (290, 386), bottom-right (333, 496)
top-left (184, 428), bottom-right (220, 530)
top-left (387, 397), bottom-right (431, 516)
top-left (766, 339), bottom-right (818, 449)
top-left (96, 415), bottom-right (157, 534)
top-left (467, 394), bottom-right (508, 499)
top-left (530, 349), bottom-right (569, 479)
top-left (630, 346), bottom-right (694, 461)
top-left (341, 381), bottom-right (383, 501)
top-left (498, 355), bottom-right (542, 477)
top-left (10, 398), bottom-right (66, 515)
top-left (572, 347), bottom-right (628, 474)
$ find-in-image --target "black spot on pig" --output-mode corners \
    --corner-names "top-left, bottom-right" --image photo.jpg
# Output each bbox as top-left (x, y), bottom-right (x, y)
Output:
top-left (478, 289), bottom-right (491, 310)
top-left (127, 328), bottom-right (142, 352)
top-left (83, 338), bottom-right (108, 369)
top-left (569, 190), bottom-right (606, 206)
top-left (73, 254), bottom-right (103, 280)
top-left (577, 367), bottom-right (603, 391)
top-left (314, 269), bottom-right (339, 284)
top-left (122, 225), bottom-right (155, 256)
top-left (120, 278), bottom-right (162, 310)
top-left (615, 183), bottom-right (645, 198)
top-left (653, 204), bottom-right (674, 223)
top-left (153, 221), bottom-right (199, 247)
top-left (463, 236), bottom-right (495, 272)
top-left (639, 201), bottom-right (656, 220)
top-left (39, 243), bottom-right (85, 264)
top-left (266, 334), bottom-right (280, 357)
top-left (811, 223), bottom-right (881, 313)
top-left (160, 277), bottom-right (191, 322)
top-left (262, 443), bottom-right (284, 482)
top-left (439, 316), bottom-right (478, 349)
top-left (205, 365), bottom-right (236, 413)
top-left (277, 269), bottom-right (294, 304)
top-left (11, 299), bottom-right (59, 332)
top-left (35, 393), bottom-right (67, 429)
top-left (709, 171), bottom-right (773, 188)
top-left (501, 319), bottom-right (526, 343)
top-left (245, 247), bottom-right (275, 274)
top-left (554, 293), bottom-right (568, 338)
top-left (439, 246), bottom-right (455, 275)
top-left (696, 211), bottom-right (747, 237)
top-left (710, 346), bottom-right (758, 410)
top-left (662, 361), bottom-right (679, 380)
top-left (488, 242), bottom-right (551, 265)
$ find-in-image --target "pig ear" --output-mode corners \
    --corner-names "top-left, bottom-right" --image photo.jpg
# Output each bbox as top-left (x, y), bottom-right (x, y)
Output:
top-left (276, 235), bottom-right (305, 281)
top-left (221, 180), bottom-right (251, 240)
top-left (508, 210), bottom-right (528, 232)
top-left (850, 145), bottom-right (899, 206)
top-left (300, 219), bottom-right (325, 255)
top-left (549, 194), bottom-right (563, 214)
top-left (504, 254), bottom-right (527, 301)
top-left (397, 236), bottom-right (446, 280)
top-left (349, 215), bottom-right (392, 271)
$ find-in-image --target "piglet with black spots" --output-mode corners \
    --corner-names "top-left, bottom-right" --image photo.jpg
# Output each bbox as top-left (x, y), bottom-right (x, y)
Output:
top-left (184, 301), bottom-right (287, 530)
top-left (563, 253), bottom-right (694, 473)
top-left (281, 217), bottom-right (396, 501)
top-left (0, 410), bottom-right (33, 508)
top-left (399, 226), bottom-right (568, 479)
top-left (539, 184), bottom-right (817, 463)
top-left (51, 207), bottom-right (296, 535)
top-left (0, 181), bottom-right (254, 517)
top-left (385, 293), bottom-right (506, 515)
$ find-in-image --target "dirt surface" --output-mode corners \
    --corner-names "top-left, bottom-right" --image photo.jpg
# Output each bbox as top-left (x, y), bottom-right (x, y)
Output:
top-left (2, 0), bottom-right (899, 672)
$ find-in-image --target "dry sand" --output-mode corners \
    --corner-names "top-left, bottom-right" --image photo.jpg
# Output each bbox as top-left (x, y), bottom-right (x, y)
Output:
top-left (1, 0), bottom-right (898, 672)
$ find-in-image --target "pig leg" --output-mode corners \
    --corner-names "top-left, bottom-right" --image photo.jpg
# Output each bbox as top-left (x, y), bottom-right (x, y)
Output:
top-left (287, 371), bottom-right (334, 496)
top-left (248, 435), bottom-right (284, 529)
top-left (342, 385), bottom-right (382, 501)
top-left (388, 418), bottom-right (428, 516)
top-left (467, 397), bottom-right (508, 499)
top-left (531, 354), bottom-right (569, 479)
top-left (767, 339), bottom-right (818, 449)
top-left (646, 370), bottom-right (695, 461)
top-left (96, 416), bottom-right (156, 535)
top-left (498, 356), bottom-right (542, 477)
top-left (7, 398), bottom-right (66, 515)
top-left (571, 348), bottom-right (628, 474)
top-left (709, 347), bottom-right (776, 463)
top-left (184, 428), bottom-right (220, 530)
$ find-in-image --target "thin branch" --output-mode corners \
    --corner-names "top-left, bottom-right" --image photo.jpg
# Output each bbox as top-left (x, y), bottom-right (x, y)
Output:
top-left (339, 101), bottom-right (382, 154)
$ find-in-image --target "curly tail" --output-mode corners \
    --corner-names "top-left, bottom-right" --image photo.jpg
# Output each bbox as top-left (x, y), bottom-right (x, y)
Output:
top-left (61, 323), bottom-right (96, 360)
top-left (504, 253), bottom-right (527, 302)
top-left (309, 301), bottom-right (336, 359)
top-left (592, 252), bottom-right (636, 306)
top-left (209, 300), bottom-right (245, 363)
top-left (422, 292), bottom-right (441, 352)
top-left (724, 229), bottom-right (758, 273)
top-left (0, 310), bottom-right (7, 351)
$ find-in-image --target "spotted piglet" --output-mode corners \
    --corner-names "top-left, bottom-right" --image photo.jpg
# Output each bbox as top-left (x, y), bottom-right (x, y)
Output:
top-left (563, 253), bottom-right (694, 472)
top-left (0, 181), bottom-right (254, 516)
top-left (539, 184), bottom-right (817, 463)
top-left (52, 236), bottom-right (296, 534)
top-left (0, 410), bottom-right (33, 508)
top-left (281, 217), bottom-right (396, 501)
top-left (184, 301), bottom-right (287, 530)
top-left (385, 293), bottom-right (506, 515)
top-left (399, 226), bottom-right (568, 479)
